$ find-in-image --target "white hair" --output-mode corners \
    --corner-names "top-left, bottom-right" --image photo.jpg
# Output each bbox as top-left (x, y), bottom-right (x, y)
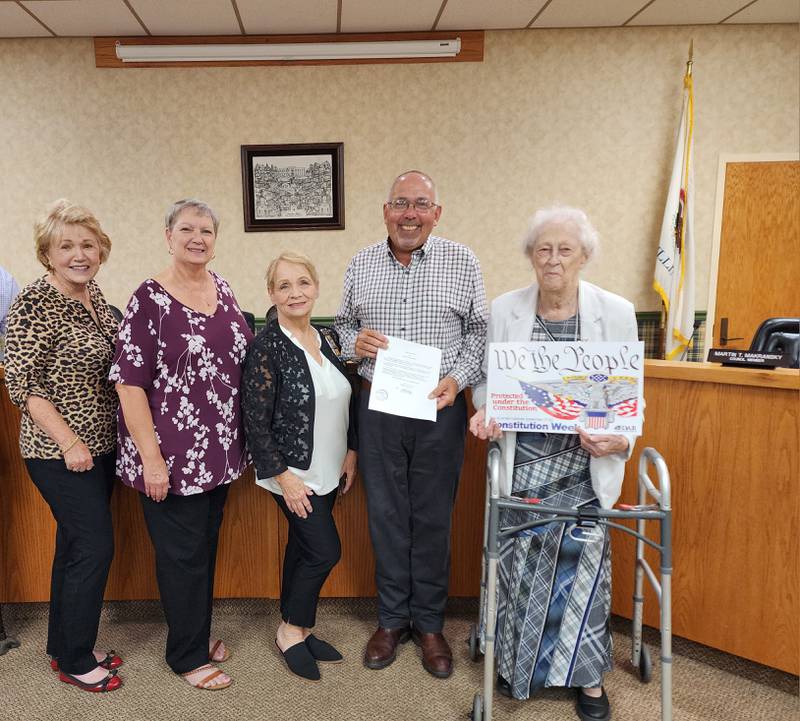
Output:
top-left (521, 205), bottom-right (599, 261)
top-left (165, 198), bottom-right (220, 234)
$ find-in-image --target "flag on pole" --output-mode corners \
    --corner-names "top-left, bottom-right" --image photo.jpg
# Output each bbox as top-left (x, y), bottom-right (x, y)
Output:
top-left (653, 51), bottom-right (695, 360)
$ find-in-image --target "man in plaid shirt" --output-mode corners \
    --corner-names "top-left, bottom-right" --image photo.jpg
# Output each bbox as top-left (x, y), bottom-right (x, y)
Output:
top-left (335, 170), bottom-right (487, 679)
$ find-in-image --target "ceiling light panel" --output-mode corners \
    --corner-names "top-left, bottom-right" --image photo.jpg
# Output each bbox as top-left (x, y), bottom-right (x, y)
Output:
top-left (340, 0), bottom-right (442, 32)
top-left (235, 0), bottom-right (337, 34)
top-left (0, 2), bottom-right (52, 37)
top-left (628, 0), bottom-right (750, 25)
top-left (724, 0), bottom-right (800, 24)
top-left (438, 0), bottom-right (549, 30)
top-left (129, 0), bottom-right (241, 35)
top-left (533, 0), bottom-right (647, 27)
top-left (21, 0), bottom-right (145, 36)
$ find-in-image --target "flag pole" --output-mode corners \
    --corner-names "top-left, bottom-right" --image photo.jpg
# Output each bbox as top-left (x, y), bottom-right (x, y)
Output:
top-left (687, 39), bottom-right (694, 75)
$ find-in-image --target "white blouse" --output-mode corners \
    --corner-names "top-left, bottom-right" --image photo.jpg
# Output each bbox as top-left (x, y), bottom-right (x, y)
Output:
top-left (256, 325), bottom-right (351, 497)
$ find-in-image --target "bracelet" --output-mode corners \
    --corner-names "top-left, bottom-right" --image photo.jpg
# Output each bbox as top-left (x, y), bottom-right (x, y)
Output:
top-left (60, 436), bottom-right (80, 455)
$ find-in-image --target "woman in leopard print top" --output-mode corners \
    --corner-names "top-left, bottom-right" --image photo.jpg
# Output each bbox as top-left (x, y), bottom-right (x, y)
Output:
top-left (4, 200), bottom-right (123, 693)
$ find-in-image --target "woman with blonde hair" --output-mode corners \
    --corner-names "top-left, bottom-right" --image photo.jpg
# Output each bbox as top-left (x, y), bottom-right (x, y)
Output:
top-left (5, 199), bottom-right (122, 692)
top-left (242, 251), bottom-right (358, 681)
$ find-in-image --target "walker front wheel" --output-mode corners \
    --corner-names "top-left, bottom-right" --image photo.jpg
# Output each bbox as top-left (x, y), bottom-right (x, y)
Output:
top-left (470, 692), bottom-right (483, 721)
top-left (468, 624), bottom-right (481, 662)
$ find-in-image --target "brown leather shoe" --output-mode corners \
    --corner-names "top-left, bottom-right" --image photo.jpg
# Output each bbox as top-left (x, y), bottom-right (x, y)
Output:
top-left (364, 626), bottom-right (411, 670)
top-left (411, 629), bottom-right (453, 679)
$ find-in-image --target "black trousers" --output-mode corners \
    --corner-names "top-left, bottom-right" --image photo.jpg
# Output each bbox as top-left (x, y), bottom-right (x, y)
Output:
top-left (272, 487), bottom-right (341, 628)
top-left (139, 483), bottom-right (229, 674)
top-left (359, 391), bottom-right (468, 633)
top-left (24, 452), bottom-right (116, 675)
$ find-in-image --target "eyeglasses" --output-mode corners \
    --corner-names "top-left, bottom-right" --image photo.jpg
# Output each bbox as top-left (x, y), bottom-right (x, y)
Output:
top-left (386, 197), bottom-right (439, 213)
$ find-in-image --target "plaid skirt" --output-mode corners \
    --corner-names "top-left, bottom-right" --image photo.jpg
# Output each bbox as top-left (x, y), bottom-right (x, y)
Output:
top-left (494, 431), bottom-right (612, 699)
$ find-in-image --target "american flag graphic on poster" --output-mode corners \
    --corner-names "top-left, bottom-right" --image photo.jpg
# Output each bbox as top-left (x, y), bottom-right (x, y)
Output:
top-left (610, 398), bottom-right (639, 417)
top-left (586, 410), bottom-right (608, 429)
top-left (519, 381), bottom-right (585, 420)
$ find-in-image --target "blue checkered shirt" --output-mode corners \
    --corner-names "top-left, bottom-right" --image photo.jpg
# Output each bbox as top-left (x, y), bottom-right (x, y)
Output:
top-left (0, 266), bottom-right (19, 336)
top-left (334, 235), bottom-right (488, 392)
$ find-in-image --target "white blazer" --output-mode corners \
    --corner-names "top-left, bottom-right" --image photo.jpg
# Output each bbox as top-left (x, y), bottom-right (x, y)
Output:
top-left (471, 280), bottom-right (640, 509)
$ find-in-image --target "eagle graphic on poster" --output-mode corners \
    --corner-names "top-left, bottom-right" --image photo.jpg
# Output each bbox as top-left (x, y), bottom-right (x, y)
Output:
top-left (517, 374), bottom-right (638, 430)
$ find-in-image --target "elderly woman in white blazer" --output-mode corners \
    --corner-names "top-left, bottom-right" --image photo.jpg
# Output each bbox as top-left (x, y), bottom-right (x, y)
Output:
top-left (470, 206), bottom-right (639, 721)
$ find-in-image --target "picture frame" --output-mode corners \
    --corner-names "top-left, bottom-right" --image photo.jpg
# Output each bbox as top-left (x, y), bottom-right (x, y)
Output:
top-left (241, 142), bottom-right (344, 232)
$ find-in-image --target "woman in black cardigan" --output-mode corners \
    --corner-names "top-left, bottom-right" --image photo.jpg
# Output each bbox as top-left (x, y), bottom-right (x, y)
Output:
top-left (242, 251), bottom-right (357, 681)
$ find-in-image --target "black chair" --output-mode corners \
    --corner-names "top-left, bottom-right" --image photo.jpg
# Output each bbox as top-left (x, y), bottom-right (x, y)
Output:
top-left (241, 311), bottom-right (256, 334)
top-left (109, 304), bottom-right (123, 323)
top-left (750, 317), bottom-right (800, 368)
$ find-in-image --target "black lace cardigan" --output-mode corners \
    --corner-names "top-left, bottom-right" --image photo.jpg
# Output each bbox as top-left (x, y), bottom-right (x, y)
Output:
top-left (241, 320), bottom-right (358, 480)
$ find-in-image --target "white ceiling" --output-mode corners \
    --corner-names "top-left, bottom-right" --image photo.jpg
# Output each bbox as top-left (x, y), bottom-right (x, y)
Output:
top-left (0, 0), bottom-right (797, 38)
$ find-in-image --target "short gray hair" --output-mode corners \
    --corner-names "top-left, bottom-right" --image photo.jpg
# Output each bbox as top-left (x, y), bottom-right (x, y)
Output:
top-left (387, 170), bottom-right (440, 205)
top-left (165, 198), bottom-right (220, 234)
top-left (521, 205), bottom-right (599, 261)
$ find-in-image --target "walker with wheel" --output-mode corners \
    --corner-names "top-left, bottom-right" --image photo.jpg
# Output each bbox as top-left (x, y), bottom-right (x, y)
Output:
top-left (468, 444), bottom-right (673, 721)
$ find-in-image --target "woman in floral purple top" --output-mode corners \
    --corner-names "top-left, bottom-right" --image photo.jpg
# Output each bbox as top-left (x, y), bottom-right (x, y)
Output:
top-left (110, 199), bottom-right (252, 690)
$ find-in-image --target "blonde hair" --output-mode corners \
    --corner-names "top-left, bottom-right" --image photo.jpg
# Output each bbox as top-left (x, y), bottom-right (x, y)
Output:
top-left (34, 199), bottom-right (111, 269)
top-left (265, 251), bottom-right (319, 292)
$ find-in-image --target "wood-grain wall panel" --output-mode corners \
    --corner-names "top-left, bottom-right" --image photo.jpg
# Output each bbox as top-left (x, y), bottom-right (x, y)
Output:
top-left (611, 375), bottom-right (799, 674)
top-left (0, 393), bottom-right (54, 602)
top-left (713, 160), bottom-right (800, 348)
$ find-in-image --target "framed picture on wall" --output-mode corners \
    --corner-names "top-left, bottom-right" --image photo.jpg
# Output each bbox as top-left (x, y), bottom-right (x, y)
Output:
top-left (241, 142), bottom-right (344, 232)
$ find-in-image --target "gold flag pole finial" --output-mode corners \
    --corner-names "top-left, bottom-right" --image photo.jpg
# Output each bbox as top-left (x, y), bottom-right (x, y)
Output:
top-left (686, 39), bottom-right (694, 75)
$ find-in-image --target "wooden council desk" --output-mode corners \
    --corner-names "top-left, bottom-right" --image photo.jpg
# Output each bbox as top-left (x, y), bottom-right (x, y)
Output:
top-left (1, 362), bottom-right (797, 673)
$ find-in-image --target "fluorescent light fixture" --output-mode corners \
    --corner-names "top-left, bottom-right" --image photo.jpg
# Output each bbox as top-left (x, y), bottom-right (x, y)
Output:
top-left (115, 38), bottom-right (462, 63)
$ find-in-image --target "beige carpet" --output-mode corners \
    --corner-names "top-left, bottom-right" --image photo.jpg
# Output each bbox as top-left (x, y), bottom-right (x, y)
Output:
top-left (0, 599), bottom-right (797, 721)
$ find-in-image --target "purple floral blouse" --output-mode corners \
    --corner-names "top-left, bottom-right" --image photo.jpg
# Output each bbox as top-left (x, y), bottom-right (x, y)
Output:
top-left (109, 272), bottom-right (253, 496)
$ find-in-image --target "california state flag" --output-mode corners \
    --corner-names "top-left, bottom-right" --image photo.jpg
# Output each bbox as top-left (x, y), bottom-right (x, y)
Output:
top-left (654, 69), bottom-right (695, 360)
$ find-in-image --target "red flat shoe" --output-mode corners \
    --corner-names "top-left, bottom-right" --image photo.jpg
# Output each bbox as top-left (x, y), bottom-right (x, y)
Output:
top-left (59, 669), bottom-right (122, 693)
top-left (50, 651), bottom-right (123, 672)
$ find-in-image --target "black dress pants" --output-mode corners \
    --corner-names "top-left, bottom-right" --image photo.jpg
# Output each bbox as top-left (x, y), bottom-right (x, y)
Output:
top-left (25, 452), bottom-right (116, 675)
top-left (272, 487), bottom-right (341, 628)
top-left (139, 483), bottom-right (229, 674)
top-left (359, 390), bottom-right (467, 633)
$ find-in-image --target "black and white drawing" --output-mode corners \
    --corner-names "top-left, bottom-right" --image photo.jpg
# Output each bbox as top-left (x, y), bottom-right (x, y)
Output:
top-left (253, 155), bottom-right (333, 220)
top-left (241, 143), bottom-right (344, 232)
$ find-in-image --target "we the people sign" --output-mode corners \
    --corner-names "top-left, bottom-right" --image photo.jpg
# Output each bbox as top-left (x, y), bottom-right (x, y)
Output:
top-left (486, 341), bottom-right (644, 435)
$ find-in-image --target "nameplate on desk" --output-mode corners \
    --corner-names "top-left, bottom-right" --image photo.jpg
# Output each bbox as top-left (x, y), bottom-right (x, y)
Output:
top-left (707, 349), bottom-right (791, 368)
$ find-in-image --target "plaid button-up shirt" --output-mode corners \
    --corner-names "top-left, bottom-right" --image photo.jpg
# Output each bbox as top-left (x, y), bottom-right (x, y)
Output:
top-left (334, 235), bottom-right (488, 392)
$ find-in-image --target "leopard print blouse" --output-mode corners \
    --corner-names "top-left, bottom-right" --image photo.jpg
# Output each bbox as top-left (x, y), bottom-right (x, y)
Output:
top-left (4, 276), bottom-right (119, 459)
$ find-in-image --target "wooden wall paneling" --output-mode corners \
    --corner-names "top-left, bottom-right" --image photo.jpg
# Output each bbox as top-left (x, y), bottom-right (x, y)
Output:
top-left (611, 375), bottom-right (799, 674)
top-left (0, 387), bottom-right (54, 602)
top-left (449, 430), bottom-right (487, 596)
top-left (105, 483), bottom-right (159, 600)
top-left (214, 468), bottom-right (281, 598)
top-left (713, 160), bottom-right (800, 348)
top-left (95, 31), bottom-right (485, 69)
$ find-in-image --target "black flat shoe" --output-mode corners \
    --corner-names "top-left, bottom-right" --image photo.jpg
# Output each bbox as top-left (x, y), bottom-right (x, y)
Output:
top-left (275, 640), bottom-right (320, 681)
top-left (575, 687), bottom-right (611, 721)
top-left (305, 634), bottom-right (343, 663)
top-left (496, 674), bottom-right (513, 698)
